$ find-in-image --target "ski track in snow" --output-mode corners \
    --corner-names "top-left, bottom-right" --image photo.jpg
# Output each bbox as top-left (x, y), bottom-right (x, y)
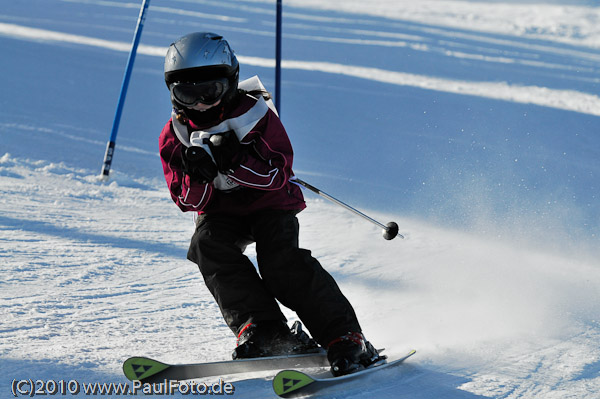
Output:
top-left (1, 0), bottom-right (600, 398)
top-left (1, 22), bottom-right (600, 117)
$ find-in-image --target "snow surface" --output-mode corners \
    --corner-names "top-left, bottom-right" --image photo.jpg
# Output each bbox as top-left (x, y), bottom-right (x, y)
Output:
top-left (1, 0), bottom-right (599, 398)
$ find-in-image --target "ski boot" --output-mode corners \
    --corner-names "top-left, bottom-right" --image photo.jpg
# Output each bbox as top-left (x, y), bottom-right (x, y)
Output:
top-left (326, 332), bottom-right (384, 376)
top-left (232, 321), bottom-right (321, 360)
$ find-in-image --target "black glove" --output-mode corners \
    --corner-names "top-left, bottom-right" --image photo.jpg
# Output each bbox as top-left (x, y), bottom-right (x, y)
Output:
top-left (181, 146), bottom-right (218, 184)
top-left (207, 130), bottom-right (241, 174)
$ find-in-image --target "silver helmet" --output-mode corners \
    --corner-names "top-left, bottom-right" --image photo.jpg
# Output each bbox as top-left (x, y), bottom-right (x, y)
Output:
top-left (164, 32), bottom-right (239, 107)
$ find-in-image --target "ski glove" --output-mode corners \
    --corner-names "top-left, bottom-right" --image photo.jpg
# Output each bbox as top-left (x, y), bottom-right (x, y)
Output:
top-left (207, 130), bottom-right (241, 174)
top-left (181, 145), bottom-right (218, 184)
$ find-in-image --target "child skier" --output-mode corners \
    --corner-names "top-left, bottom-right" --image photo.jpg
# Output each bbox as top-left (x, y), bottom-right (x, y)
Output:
top-left (158, 32), bottom-right (381, 376)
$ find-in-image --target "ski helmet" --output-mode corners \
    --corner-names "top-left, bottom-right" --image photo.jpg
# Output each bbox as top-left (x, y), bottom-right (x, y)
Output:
top-left (164, 32), bottom-right (239, 108)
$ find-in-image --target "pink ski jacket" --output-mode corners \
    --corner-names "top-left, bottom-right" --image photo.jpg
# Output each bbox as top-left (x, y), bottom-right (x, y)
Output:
top-left (159, 89), bottom-right (306, 215)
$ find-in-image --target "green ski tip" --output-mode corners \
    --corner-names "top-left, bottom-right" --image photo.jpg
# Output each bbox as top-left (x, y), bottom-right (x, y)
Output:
top-left (273, 369), bottom-right (316, 396)
top-left (123, 357), bottom-right (169, 381)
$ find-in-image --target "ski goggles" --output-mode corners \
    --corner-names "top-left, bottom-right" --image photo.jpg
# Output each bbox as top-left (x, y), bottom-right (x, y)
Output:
top-left (169, 78), bottom-right (229, 106)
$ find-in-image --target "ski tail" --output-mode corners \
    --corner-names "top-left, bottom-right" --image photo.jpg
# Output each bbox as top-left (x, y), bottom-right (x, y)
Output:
top-left (273, 369), bottom-right (316, 397)
top-left (123, 357), bottom-right (170, 381)
top-left (273, 349), bottom-right (416, 397)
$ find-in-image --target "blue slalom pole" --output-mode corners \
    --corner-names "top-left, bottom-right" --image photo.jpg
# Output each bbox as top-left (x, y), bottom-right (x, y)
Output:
top-left (101, 0), bottom-right (151, 179)
top-left (275, 0), bottom-right (282, 114)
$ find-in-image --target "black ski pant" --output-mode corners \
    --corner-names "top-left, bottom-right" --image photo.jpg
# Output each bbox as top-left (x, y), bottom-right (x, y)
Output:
top-left (187, 210), bottom-right (361, 347)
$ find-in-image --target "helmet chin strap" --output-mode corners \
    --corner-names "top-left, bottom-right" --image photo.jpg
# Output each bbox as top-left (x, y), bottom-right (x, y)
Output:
top-left (173, 108), bottom-right (188, 125)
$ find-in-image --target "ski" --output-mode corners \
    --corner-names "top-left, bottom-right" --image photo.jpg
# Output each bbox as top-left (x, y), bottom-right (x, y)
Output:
top-left (123, 350), bottom-right (328, 383)
top-left (272, 349), bottom-right (416, 398)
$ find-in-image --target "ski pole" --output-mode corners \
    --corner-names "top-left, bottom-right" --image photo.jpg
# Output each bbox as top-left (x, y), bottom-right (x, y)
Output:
top-left (292, 178), bottom-right (404, 240)
top-left (100, 0), bottom-right (151, 179)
